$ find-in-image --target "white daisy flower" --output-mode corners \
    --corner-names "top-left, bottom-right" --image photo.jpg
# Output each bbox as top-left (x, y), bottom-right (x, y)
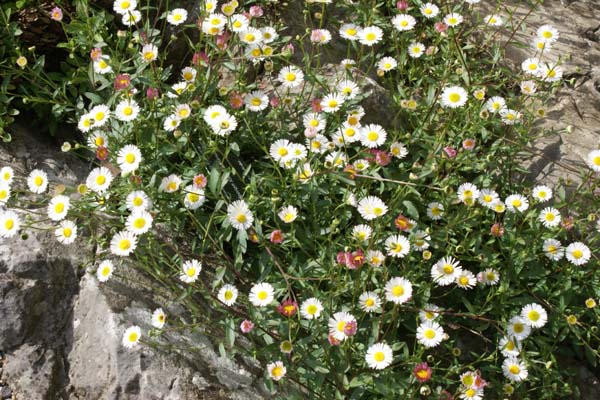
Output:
top-left (328, 311), bottom-right (357, 341)
top-left (87, 131), bottom-right (108, 149)
top-left (408, 42), bottom-right (425, 58)
top-left (505, 194), bottom-right (529, 212)
top-left (278, 205), bottom-right (298, 223)
top-left (96, 260), bottom-right (114, 282)
top-left (174, 103), bottom-right (192, 120)
top-left (521, 57), bottom-right (541, 76)
top-left (351, 224), bottom-right (372, 242)
top-left (0, 210), bottom-right (20, 238)
top-left (151, 308), bottom-right (166, 329)
top-left (491, 200), bottom-right (506, 213)
top-left (227, 200), bottom-right (253, 230)
top-left (337, 80), bottom-right (360, 99)
top-left (392, 14), bottom-right (416, 31)
top-left (359, 291), bottom-right (382, 313)
top-left (27, 169), bottom-right (49, 194)
top-left (122, 326), bottom-right (142, 349)
top-left (167, 8), bottom-right (188, 25)
top-left (367, 250), bottom-right (385, 267)
top-left (244, 91), bottom-right (269, 112)
top-left (521, 303), bottom-right (548, 328)
top-left (543, 238), bottom-right (564, 261)
top-left (507, 316), bottom-right (531, 341)
top-left (426, 202), bottom-right (444, 220)
top-left (300, 298), bottom-right (323, 319)
top-left (500, 108), bottom-right (522, 125)
top-left (385, 234), bottom-right (411, 258)
top-left (249, 282), bottom-right (274, 307)
top-left (499, 336), bottom-right (522, 358)
top-left (141, 43), bottom-right (158, 62)
top-left (357, 196), bottom-right (388, 220)
top-left (365, 343), bottom-right (393, 370)
top-left (358, 26), bottom-right (383, 46)
top-left (339, 23), bottom-right (360, 40)
top-left (360, 124), bottom-right (387, 148)
top-left (419, 304), bottom-right (441, 323)
top-left (86, 167), bottom-right (114, 194)
top-left (183, 185), bottom-right (205, 210)
top-left (168, 82), bottom-right (188, 98)
top-left (93, 56), bottom-right (112, 74)
top-left (110, 230), bottom-right (137, 257)
top-left (440, 86), bottom-right (468, 108)
top-left (113, 0), bottom-right (137, 15)
top-left (520, 80), bottom-right (537, 95)
top-left (455, 270), bottom-right (476, 289)
top-left (115, 99), bottom-right (140, 122)
top-left (539, 207), bottom-right (561, 228)
top-left (159, 174), bottom-right (181, 193)
top-left (485, 96), bottom-right (507, 113)
top-left (586, 150), bottom-right (600, 172)
top-left (0, 166), bottom-right (14, 185)
top-left (278, 66), bottom-right (304, 88)
top-left (502, 357), bottom-right (528, 382)
top-left (484, 14), bottom-right (503, 26)
top-left (126, 190), bottom-right (151, 211)
top-left (479, 268), bottom-right (500, 286)
top-left (385, 277), bottom-right (413, 304)
top-left (121, 10), bottom-right (141, 26)
top-left (444, 13), bottom-right (463, 27)
top-left (532, 185), bottom-right (552, 201)
top-left (90, 104), bottom-right (110, 127)
top-left (180, 259), bottom-right (201, 283)
top-left (420, 3), bottom-right (440, 18)
top-left (267, 361), bottom-right (286, 381)
top-left (321, 93), bottom-right (344, 113)
top-left (539, 64), bottom-right (563, 82)
top-left (537, 24), bottom-right (559, 43)
top-left (416, 321), bottom-right (444, 348)
top-left (229, 14), bottom-right (249, 32)
top-left (117, 144), bottom-right (142, 174)
top-left (218, 284), bottom-right (239, 306)
top-left (0, 183), bottom-right (11, 204)
top-left (325, 151), bottom-right (347, 169)
top-left (565, 242), bottom-right (591, 266)
top-left (457, 183), bottom-right (480, 205)
top-left (55, 220), bottom-right (77, 245)
top-left (239, 27), bottom-right (262, 45)
top-left (303, 113), bottom-right (326, 132)
top-left (431, 256), bottom-right (462, 286)
top-left (126, 209), bottom-right (153, 235)
top-left (460, 387), bottom-right (484, 400)
top-left (181, 67), bottom-right (197, 82)
top-left (210, 114), bottom-right (237, 136)
top-left (47, 195), bottom-right (70, 221)
top-left (478, 189), bottom-right (499, 208)
top-left (377, 56), bottom-right (398, 72)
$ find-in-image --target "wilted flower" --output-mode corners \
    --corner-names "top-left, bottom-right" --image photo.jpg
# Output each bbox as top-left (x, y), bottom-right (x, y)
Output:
top-left (277, 299), bottom-right (299, 317)
top-left (491, 223), bottom-right (505, 237)
top-left (413, 362), bottom-right (432, 382)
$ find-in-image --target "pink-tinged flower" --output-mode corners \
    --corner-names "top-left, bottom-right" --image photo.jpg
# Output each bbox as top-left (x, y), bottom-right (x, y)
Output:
top-left (283, 43), bottom-right (295, 55)
top-left (443, 146), bottom-right (457, 158)
top-left (435, 22), bottom-right (448, 33)
top-left (343, 165), bottom-right (357, 180)
top-left (240, 319), bottom-right (254, 333)
top-left (277, 299), bottom-right (298, 317)
top-left (394, 214), bottom-right (411, 231)
top-left (146, 87), bottom-right (159, 100)
top-left (90, 47), bottom-right (102, 61)
top-left (269, 96), bottom-right (280, 108)
top-left (249, 5), bottom-right (263, 17)
top-left (96, 146), bottom-right (109, 161)
top-left (561, 216), bottom-right (574, 231)
top-left (396, 0), bottom-right (409, 10)
top-left (229, 92), bottom-right (244, 109)
top-left (474, 372), bottom-right (488, 389)
top-left (348, 249), bottom-right (364, 269)
top-left (462, 138), bottom-right (476, 150)
top-left (50, 7), bottom-right (63, 22)
top-left (343, 320), bottom-right (357, 336)
top-left (328, 333), bottom-right (341, 346)
top-left (193, 174), bottom-right (207, 189)
top-left (375, 151), bottom-right (392, 166)
top-left (413, 362), bottom-right (432, 382)
top-left (114, 74), bottom-right (131, 91)
top-left (216, 32), bottom-right (230, 50)
top-left (310, 29), bottom-right (326, 43)
top-left (270, 230), bottom-right (284, 244)
top-left (490, 223), bottom-right (505, 237)
top-left (304, 127), bottom-right (318, 138)
top-left (336, 251), bottom-right (351, 266)
top-left (192, 52), bottom-right (209, 67)
top-left (311, 98), bottom-right (323, 113)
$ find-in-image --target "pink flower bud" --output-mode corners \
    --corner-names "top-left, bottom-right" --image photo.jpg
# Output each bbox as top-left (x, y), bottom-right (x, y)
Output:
top-left (240, 319), bottom-right (254, 333)
top-left (50, 7), bottom-right (63, 22)
top-left (270, 230), bottom-right (284, 244)
top-left (396, 1), bottom-right (409, 10)
top-left (249, 5), bottom-right (263, 17)
top-left (443, 146), bottom-right (457, 158)
top-left (146, 87), bottom-right (159, 100)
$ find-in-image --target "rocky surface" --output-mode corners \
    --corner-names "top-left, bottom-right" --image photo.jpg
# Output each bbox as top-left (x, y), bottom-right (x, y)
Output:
top-left (0, 122), bottom-right (267, 400)
top-left (484, 0), bottom-right (600, 184)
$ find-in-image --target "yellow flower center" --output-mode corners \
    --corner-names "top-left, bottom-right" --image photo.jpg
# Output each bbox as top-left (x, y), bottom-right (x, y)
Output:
top-left (257, 290), bottom-right (268, 300)
top-left (463, 375), bottom-right (474, 386)
top-left (5, 219), bottom-right (14, 230)
top-left (346, 28), bottom-right (357, 36)
top-left (367, 131), bottom-right (379, 141)
top-left (283, 213), bottom-right (295, 222)
top-left (513, 323), bottom-right (524, 333)
top-left (34, 176), bottom-right (44, 186)
top-left (337, 321), bottom-right (346, 332)
top-left (459, 276), bottom-right (469, 286)
top-left (128, 332), bottom-right (138, 342)
top-left (236, 214), bottom-right (247, 223)
top-left (285, 72), bottom-right (296, 82)
top-left (99, 60), bottom-right (108, 69)
top-left (373, 351), bottom-right (385, 362)
top-left (167, 182), bottom-right (177, 191)
top-left (144, 52), bottom-right (155, 61)
top-left (509, 365), bottom-right (520, 375)
top-left (54, 203), bottom-right (65, 213)
top-left (424, 329), bottom-right (435, 339)
top-left (95, 112), bottom-right (104, 121)
top-left (512, 199), bottom-right (521, 207)
top-left (543, 31), bottom-right (552, 39)
top-left (63, 227), bottom-right (72, 237)
top-left (271, 366), bottom-right (283, 377)
top-left (119, 239), bottom-right (131, 250)
top-left (373, 207), bottom-right (383, 216)
top-left (545, 213), bottom-right (555, 221)
top-left (125, 154), bottom-right (136, 164)
top-left (572, 249), bottom-right (583, 259)
top-left (593, 156), bottom-right (600, 166)
top-left (400, 20), bottom-right (408, 27)
top-left (133, 218), bottom-right (146, 229)
top-left (417, 370), bottom-right (429, 379)
top-left (365, 298), bottom-right (375, 307)
top-left (365, 32), bottom-right (376, 41)
top-left (224, 290), bottom-right (233, 300)
top-left (96, 175), bottom-right (106, 185)
top-left (173, 14), bottom-right (182, 21)
top-left (443, 264), bottom-right (454, 274)
top-left (188, 193), bottom-right (199, 203)
top-left (528, 310), bottom-right (540, 321)
top-left (392, 285), bottom-right (404, 297)
top-left (307, 304), bottom-right (318, 314)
